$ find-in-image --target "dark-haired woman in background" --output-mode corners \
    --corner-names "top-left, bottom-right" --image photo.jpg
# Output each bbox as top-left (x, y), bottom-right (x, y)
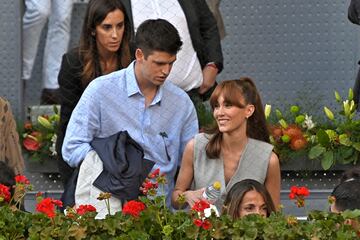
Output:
top-left (222, 179), bottom-right (276, 218)
top-left (56, 0), bottom-right (132, 186)
top-left (172, 78), bottom-right (280, 211)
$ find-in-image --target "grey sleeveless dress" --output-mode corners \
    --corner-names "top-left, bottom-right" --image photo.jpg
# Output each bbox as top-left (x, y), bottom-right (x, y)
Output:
top-left (192, 133), bottom-right (273, 211)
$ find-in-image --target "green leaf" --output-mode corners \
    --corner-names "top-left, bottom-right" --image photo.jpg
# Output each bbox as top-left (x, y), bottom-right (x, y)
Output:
top-left (352, 142), bottom-right (360, 151)
top-left (308, 145), bottom-right (326, 159)
top-left (316, 129), bottom-right (330, 146)
top-left (321, 151), bottom-right (334, 170)
top-left (339, 134), bottom-right (351, 146)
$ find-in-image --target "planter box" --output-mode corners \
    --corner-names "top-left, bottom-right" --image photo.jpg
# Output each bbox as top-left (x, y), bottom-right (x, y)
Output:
top-left (280, 157), bottom-right (357, 171)
top-left (24, 156), bottom-right (59, 173)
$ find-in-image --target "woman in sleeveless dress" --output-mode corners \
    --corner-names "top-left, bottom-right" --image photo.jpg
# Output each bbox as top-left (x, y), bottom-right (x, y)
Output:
top-left (172, 78), bottom-right (280, 211)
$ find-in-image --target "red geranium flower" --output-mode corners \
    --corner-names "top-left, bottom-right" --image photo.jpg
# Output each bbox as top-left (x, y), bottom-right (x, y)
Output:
top-left (193, 218), bottom-right (212, 230)
top-left (76, 204), bottom-right (97, 215)
top-left (122, 200), bottom-right (146, 217)
top-left (289, 186), bottom-right (310, 208)
top-left (193, 218), bottom-right (203, 227)
top-left (202, 219), bottom-right (212, 230)
top-left (192, 199), bottom-right (210, 212)
top-left (36, 198), bottom-right (63, 218)
top-left (23, 136), bottom-right (40, 151)
top-left (15, 175), bottom-right (30, 185)
top-left (149, 168), bottom-right (160, 179)
top-left (0, 184), bottom-right (11, 203)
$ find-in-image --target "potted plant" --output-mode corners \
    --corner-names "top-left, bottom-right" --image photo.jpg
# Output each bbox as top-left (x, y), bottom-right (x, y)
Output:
top-left (20, 105), bottom-right (60, 173)
top-left (308, 89), bottom-right (360, 170)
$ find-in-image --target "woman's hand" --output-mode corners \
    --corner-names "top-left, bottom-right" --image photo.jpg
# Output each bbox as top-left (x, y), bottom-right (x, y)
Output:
top-left (183, 188), bottom-right (205, 207)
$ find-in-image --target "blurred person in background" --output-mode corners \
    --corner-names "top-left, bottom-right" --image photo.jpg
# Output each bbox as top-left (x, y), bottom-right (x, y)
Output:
top-left (119, 0), bottom-right (223, 104)
top-left (22, 0), bottom-right (74, 104)
top-left (0, 97), bottom-right (25, 175)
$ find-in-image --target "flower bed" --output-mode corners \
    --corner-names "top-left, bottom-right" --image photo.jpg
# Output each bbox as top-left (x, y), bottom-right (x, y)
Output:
top-left (1, 170), bottom-right (360, 239)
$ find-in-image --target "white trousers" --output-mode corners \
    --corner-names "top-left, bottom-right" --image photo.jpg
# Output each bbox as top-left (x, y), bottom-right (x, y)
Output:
top-left (22, 0), bottom-right (74, 89)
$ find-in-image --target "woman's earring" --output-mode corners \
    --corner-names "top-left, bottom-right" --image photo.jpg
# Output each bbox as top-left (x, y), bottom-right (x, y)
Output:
top-left (91, 31), bottom-right (96, 36)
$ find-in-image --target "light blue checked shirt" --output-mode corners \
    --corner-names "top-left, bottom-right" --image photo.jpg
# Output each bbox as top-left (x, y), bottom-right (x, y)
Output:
top-left (62, 61), bottom-right (198, 198)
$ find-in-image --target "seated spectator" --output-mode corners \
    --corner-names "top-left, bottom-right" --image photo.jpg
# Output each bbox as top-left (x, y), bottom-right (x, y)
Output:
top-left (330, 179), bottom-right (360, 232)
top-left (0, 97), bottom-right (25, 175)
top-left (340, 167), bottom-right (360, 183)
top-left (222, 179), bottom-right (275, 218)
top-left (172, 78), bottom-right (280, 211)
top-left (56, 0), bottom-right (132, 187)
top-left (61, 19), bottom-right (198, 215)
top-left (330, 179), bottom-right (360, 213)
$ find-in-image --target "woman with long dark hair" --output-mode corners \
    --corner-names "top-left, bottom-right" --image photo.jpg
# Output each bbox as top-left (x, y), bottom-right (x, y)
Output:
top-left (56, 0), bottom-right (132, 186)
top-left (222, 179), bottom-right (276, 218)
top-left (172, 77), bottom-right (280, 211)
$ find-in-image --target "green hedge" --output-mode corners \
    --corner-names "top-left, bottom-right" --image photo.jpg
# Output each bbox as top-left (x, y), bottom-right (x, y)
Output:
top-left (1, 204), bottom-right (360, 240)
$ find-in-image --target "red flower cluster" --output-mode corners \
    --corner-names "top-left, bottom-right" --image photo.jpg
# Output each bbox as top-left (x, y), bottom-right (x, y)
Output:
top-left (193, 218), bottom-right (212, 230)
top-left (122, 200), bottom-right (146, 217)
top-left (191, 199), bottom-right (212, 230)
top-left (23, 131), bottom-right (41, 151)
top-left (76, 204), bottom-right (97, 215)
top-left (289, 186), bottom-right (310, 208)
top-left (15, 175), bottom-right (30, 185)
top-left (142, 180), bottom-right (159, 195)
top-left (141, 168), bottom-right (167, 196)
top-left (0, 184), bottom-right (11, 203)
top-left (192, 199), bottom-right (210, 212)
top-left (149, 168), bottom-right (160, 179)
top-left (36, 198), bottom-right (63, 218)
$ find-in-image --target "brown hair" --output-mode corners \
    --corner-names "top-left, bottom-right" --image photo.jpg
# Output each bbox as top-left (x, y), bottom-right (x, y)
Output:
top-left (79, 0), bottom-right (132, 87)
top-left (222, 179), bottom-right (275, 219)
top-left (205, 77), bottom-right (269, 158)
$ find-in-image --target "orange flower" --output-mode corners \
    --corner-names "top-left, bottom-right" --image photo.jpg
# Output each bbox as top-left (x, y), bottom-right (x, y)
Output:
top-left (290, 136), bottom-right (307, 151)
top-left (283, 125), bottom-right (303, 139)
top-left (269, 125), bottom-right (283, 140)
top-left (24, 122), bottom-right (32, 130)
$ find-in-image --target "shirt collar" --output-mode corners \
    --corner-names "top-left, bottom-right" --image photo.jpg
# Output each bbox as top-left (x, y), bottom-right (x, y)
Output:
top-left (126, 61), bottom-right (141, 97)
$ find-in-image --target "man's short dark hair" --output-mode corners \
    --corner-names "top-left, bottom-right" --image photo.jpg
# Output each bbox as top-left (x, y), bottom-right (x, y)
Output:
top-left (135, 19), bottom-right (183, 58)
top-left (331, 179), bottom-right (360, 211)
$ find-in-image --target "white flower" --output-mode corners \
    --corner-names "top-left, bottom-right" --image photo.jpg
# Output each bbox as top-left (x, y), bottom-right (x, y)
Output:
top-left (302, 114), bottom-right (315, 130)
top-left (49, 134), bottom-right (57, 156)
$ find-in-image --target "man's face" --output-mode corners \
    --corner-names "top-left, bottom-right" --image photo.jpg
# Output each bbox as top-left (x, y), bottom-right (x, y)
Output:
top-left (135, 49), bottom-right (176, 87)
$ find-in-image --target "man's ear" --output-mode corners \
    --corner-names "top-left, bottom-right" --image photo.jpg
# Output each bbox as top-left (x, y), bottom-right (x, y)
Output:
top-left (135, 48), bottom-right (144, 62)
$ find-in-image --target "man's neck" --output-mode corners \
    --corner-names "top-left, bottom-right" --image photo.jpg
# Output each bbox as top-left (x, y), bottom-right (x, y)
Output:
top-left (134, 62), bottom-right (158, 107)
